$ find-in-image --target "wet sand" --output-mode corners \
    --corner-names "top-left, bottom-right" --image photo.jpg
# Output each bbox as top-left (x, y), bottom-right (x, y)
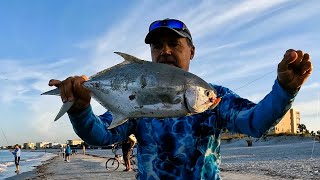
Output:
top-left (6, 154), bottom-right (137, 180)
top-left (6, 154), bottom-right (280, 180)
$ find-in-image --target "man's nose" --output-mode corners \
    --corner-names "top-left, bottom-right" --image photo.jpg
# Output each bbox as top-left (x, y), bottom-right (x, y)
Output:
top-left (160, 44), bottom-right (172, 55)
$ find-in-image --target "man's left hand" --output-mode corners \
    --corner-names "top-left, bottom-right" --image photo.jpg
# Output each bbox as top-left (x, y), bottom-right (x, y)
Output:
top-left (277, 49), bottom-right (313, 93)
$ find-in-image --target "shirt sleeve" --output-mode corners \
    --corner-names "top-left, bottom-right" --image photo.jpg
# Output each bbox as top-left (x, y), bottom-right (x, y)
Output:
top-left (68, 106), bottom-right (135, 146)
top-left (214, 79), bottom-right (296, 137)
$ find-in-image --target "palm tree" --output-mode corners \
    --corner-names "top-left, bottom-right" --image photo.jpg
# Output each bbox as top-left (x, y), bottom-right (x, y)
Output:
top-left (298, 124), bottom-right (309, 134)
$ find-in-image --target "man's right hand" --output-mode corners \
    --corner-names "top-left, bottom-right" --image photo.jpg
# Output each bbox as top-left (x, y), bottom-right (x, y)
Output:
top-left (48, 75), bottom-right (91, 113)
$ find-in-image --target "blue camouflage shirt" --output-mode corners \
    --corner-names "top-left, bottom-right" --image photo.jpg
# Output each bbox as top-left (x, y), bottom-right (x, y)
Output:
top-left (69, 80), bottom-right (295, 180)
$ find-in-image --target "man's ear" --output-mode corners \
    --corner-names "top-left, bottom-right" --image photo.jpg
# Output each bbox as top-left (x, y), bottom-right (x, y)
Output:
top-left (190, 46), bottom-right (195, 60)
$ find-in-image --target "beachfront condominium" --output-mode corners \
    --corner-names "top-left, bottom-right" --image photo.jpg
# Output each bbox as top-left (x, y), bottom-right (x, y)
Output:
top-left (23, 142), bottom-right (35, 149)
top-left (66, 139), bottom-right (84, 146)
top-left (270, 108), bottom-right (301, 134)
top-left (36, 142), bottom-right (50, 149)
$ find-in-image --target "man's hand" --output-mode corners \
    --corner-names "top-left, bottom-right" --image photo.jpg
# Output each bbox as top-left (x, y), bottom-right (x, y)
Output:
top-left (277, 49), bottom-right (313, 93)
top-left (48, 75), bottom-right (91, 113)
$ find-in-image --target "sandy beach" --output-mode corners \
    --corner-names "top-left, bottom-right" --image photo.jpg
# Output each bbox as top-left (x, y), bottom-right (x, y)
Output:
top-left (6, 154), bottom-right (271, 180)
top-left (6, 154), bottom-right (137, 180)
top-left (5, 136), bottom-right (320, 180)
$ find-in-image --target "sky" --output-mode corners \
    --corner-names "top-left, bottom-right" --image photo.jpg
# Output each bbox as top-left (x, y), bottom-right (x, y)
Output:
top-left (0, 0), bottom-right (319, 146)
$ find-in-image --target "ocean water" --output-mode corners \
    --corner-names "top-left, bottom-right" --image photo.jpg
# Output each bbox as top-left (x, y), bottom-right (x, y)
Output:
top-left (0, 150), bottom-right (56, 179)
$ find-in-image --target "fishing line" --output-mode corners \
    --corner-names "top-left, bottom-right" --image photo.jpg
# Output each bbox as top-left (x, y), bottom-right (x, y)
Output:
top-left (233, 70), bottom-right (276, 92)
top-left (1, 128), bottom-right (11, 154)
top-left (219, 70), bottom-right (276, 99)
top-left (219, 68), bottom-right (318, 160)
top-left (1, 128), bottom-right (9, 146)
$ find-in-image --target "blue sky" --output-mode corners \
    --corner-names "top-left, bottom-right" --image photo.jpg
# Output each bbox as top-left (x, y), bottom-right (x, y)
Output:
top-left (0, 0), bottom-right (319, 146)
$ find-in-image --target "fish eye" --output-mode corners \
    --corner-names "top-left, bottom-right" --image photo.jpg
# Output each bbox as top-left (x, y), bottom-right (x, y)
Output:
top-left (205, 90), bottom-right (210, 96)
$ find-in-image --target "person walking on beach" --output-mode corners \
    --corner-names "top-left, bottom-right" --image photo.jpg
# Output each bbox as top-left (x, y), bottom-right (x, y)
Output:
top-left (48, 18), bottom-right (313, 179)
top-left (62, 147), bottom-right (65, 159)
top-left (122, 134), bottom-right (137, 171)
top-left (65, 144), bottom-right (71, 162)
top-left (10, 144), bottom-right (21, 173)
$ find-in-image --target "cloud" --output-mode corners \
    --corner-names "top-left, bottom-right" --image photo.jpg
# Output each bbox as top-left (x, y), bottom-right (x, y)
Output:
top-left (0, 57), bottom-right (78, 104)
top-left (302, 82), bottom-right (320, 90)
top-left (187, 0), bottom-right (289, 40)
top-left (1, 1), bottom-right (319, 145)
top-left (293, 98), bottom-right (320, 131)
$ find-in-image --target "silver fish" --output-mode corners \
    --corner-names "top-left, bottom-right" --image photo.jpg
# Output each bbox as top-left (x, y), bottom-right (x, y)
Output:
top-left (42, 52), bottom-right (219, 129)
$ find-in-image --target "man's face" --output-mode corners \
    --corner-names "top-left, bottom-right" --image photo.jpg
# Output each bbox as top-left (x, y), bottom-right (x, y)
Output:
top-left (150, 31), bottom-right (195, 71)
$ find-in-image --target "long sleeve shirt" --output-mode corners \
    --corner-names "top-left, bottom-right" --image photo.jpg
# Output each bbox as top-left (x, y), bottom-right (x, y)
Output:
top-left (68, 80), bottom-right (296, 180)
top-left (12, 148), bottom-right (21, 158)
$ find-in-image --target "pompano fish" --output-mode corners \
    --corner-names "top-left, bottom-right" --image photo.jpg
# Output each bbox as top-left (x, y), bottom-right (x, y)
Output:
top-left (42, 52), bottom-right (220, 129)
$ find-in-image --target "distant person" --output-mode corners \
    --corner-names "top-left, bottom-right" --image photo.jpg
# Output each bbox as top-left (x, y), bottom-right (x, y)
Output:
top-left (65, 144), bottom-right (71, 162)
top-left (10, 144), bottom-right (21, 173)
top-left (62, 147), bottom-right (65, 159)
top-left (72, 149), bottom-right (77, 155)
top-left (122, 134), bottom-right (137, 171)
top-left (82, 145), bottom-right (86, 155)
top-left (60, 147), bottom-right (63, 157)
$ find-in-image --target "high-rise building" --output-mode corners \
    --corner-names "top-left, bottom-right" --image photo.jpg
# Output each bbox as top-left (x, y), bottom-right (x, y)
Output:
top-left (270, 108), bottom-right (300, 134)
top-left (23, 142), bottom-right (35, 149)
top-left (36, 142), bottom-right (50, 149)
top-left (66, 139), bottom-right (84, 146)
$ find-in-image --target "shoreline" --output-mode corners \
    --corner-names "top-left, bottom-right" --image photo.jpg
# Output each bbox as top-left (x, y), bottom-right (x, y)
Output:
top-left (4, 137), bottom-right (319, 179)
top-left (6, 155), bottom-right (58, 180)
top-left (6, 153), bottom-right (137, 180)
top-left (6, 154), bottom-right (286, 180)
top-left (3, 154), bottom-right (286, 180)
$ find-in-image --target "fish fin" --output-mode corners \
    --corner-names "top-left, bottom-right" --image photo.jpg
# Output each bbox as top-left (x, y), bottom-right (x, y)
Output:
top-left (41, 88), bottom-right (60, 96)
top-left (54, 101), bottom-right (74, 121)
top-left (90, 52), bottom-right (145, 79)
top-left (114, 52), bottom-right (145, 64)
top-left (107, 112), bottom-right (128, 129)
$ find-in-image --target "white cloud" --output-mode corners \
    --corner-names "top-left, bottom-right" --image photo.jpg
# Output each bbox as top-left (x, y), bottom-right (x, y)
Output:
top-left (302, 82), bottom-right (320, 90)
top-left (1, 1), bottom-right (319, 145)
top-left (189, 0), bottom-right (288, 40)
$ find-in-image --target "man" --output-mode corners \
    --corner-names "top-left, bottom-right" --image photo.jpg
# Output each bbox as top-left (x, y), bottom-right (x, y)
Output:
top-left (65, 144), bottom-right (71, 162)
top-left (62, 146), bottom-right (65, 159)
top-left (48, 18), bottom-right (313, 179)
top-left (11, 144), bottom-right (21, 173)
top-left (122, 134), bottom-right (137, 171)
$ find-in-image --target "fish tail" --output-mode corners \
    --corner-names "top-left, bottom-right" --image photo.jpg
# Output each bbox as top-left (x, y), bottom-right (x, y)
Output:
top-left (41, 88), bottom-right (60, 96)
top-left (54, 101), bottom-right (74, 121)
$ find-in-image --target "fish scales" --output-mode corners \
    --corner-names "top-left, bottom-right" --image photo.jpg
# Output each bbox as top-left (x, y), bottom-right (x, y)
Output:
top-left (86, 60), bottom-right (204, 116)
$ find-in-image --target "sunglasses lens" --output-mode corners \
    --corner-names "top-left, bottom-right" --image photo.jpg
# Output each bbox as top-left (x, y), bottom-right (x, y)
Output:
top-left (149, 20), bottom-right (184, 31)
top-left (166, 20), bottom-right (184, 29)
top-left (149, 21), bottom-right (162, 31)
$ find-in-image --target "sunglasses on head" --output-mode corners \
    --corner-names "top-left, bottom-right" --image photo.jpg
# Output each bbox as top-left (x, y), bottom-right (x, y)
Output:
top-left (149, 19), bottom-right (187, 32)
